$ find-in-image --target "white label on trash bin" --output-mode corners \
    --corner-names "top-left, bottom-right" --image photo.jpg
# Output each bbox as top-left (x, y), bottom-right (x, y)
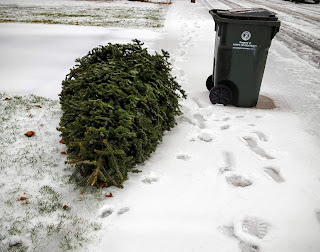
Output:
top-left (232, 41), bottom-right (257, 51)
top-left (233, 31), bottom-right (257, 51)
top-left (241, 31), bottom-right (251, 41)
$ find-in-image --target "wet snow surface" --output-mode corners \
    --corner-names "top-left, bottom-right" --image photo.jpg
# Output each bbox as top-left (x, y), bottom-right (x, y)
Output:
top-left (1, 0), bottom-right (320, 251)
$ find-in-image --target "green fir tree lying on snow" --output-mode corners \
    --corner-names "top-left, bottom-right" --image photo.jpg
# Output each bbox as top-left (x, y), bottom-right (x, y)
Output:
top-left (58, 40), bottom-right (186, 191)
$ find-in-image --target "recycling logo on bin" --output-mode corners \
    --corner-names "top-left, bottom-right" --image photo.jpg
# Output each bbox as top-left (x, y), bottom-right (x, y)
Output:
top-left (241, 31), bottom-right (251, 41)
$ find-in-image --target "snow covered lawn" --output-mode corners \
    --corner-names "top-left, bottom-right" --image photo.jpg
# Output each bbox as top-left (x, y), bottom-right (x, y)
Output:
top-left (0, 0), bottom-right (167, 28)
top-left (0, 23), bottom-right (161, 99)
top-left (1, 0), bottom-right (320, 251)
top-left (0, 94), bottom-right (105, 252)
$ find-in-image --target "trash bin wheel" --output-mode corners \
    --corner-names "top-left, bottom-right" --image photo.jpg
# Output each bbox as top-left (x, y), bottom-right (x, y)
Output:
top-left (209, 85), bottom-right (233, 106)
top-left (206, 75), bottom-right (214, 91)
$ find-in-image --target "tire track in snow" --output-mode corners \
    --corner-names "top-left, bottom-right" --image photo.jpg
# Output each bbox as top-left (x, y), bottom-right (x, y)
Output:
top-left (201, 0), bottom-right (215, 10)
top-left (276, 23), bottom-right (320, 67)
top-left (213, 0), bottom-right (242, 9)
top-left (213, 0), bottom-right (320, 23)
top-left (242, 0), bottom-right (320, 24)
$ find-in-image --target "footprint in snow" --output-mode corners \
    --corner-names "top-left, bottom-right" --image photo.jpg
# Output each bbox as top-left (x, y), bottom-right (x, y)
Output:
top-left (236, 115), bottom-right (245, 118)
top-left (234, 216), bottom-right (269, 243)
top-left (219, 225), bottom-right (236, 238)
top-left (242, 217), bottom-right (268, 239)
top-left (193, 113), bottom-right (205, 122)
top-left (263, 167), bottom-right (285, 183)
top-left (181, 41), bottom-right (187, 46)
top-left (117, 207), bottom-right (130, 215)
top-left (141, 176), bottom-right (158, 184)
top-left (315, 211), bottom-right (320, 224)
top-left (243, 137), bottom-right (275, 160)
top-left (178, 69), bottom-right (185, 77)
top-left (221, 125), bottom-right (231, 130)
top-left (176, 153), bottom-right (191, 161)
top-left (191, 97), bottom-right (207, 109)
top-left (239, 241), bottom-right (260, 252)
top-left (177, 115), bottom-right (196, 126)
top-left (225, 173), bottom-right (253, 187)
top-left (219, 226), bottom-right (260, 252)
top-left (253, 131), bottom-right (268, 142)
top-left (198, 129), bottom-right (214, 142)
top-left (99, 205), bottom-right (113, 218)
top-left (219, 151), bottom-right (234, 173)
top-left (193, 113), bottom-right (206, 129)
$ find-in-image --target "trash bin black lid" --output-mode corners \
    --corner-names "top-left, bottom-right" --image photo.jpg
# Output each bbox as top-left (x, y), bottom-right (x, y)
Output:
top-left (212, 8), bottom-right (278, 21)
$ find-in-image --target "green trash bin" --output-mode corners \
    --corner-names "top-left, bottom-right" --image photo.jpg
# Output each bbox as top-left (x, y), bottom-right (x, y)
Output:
top-left (206, 8), bottom-right (281, 107)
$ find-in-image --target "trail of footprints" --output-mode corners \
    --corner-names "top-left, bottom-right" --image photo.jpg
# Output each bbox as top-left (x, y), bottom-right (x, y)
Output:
top-left (178, 99), bottom-right (291, 250)
top-left (98, 102), bottom-right (320, 250)
top-left (243, 137), bottom-right (275, 160)
top-left (178, 100), bottom-right (285, 185)
top-left (99, 205), bottom-right (130, 218)
top-left (212, 112), bottom-right (284, 251)
top-left (99, 175), bottom-right (160, 219)
top-left (98, 17), bottom-right (201, 220)
top-left (99, 175), bottom-right (160, 218)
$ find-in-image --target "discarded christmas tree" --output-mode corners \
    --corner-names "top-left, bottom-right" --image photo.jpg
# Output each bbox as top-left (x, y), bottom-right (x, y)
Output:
top-left (58, 40), bottom-right (186, 191)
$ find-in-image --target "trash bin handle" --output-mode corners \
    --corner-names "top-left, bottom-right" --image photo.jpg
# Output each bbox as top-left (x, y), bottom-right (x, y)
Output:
top-left (210, 10), bottom-right (281, 27)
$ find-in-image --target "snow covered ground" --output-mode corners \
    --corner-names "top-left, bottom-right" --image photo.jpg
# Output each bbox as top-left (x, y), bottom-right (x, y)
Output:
top-left (0, 23), bottom-right (161, 99)
top-left (0, 0), bottom-right (167, 28)
top-left (1, 0), bottom-right (320, 251)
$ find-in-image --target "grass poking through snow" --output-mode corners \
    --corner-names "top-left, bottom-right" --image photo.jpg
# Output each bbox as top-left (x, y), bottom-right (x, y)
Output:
top-left (0, 94), bottom-right (105, 252)
top-left (0, 0), bottom-right (167, 28)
